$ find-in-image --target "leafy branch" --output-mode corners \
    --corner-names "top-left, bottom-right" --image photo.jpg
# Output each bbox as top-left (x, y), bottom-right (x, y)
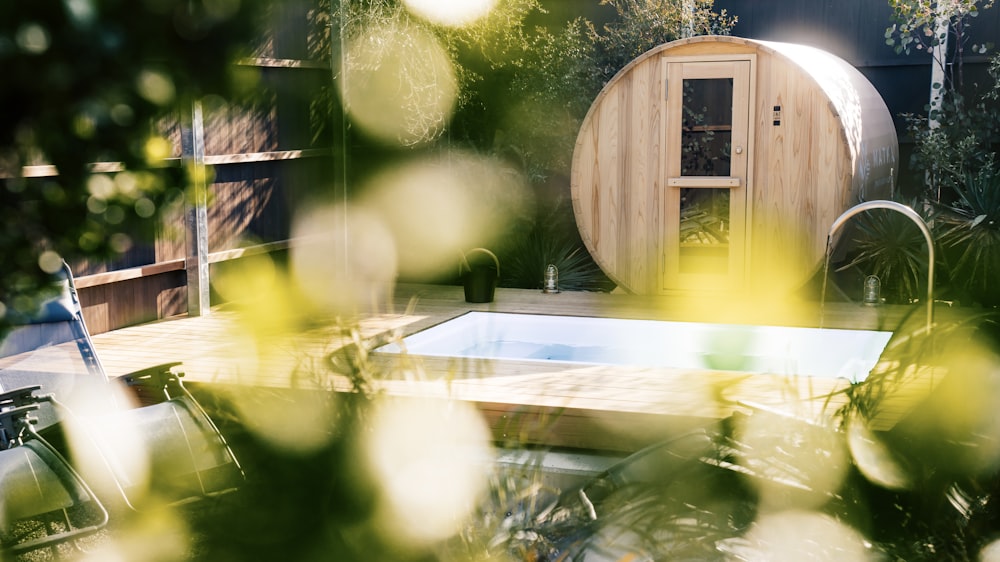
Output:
top-left (884, 0), bottom-right (995, 91)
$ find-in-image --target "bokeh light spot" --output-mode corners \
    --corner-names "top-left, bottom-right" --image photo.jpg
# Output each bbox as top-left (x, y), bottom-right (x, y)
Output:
top-left (64, 0), bottom-right (98, 26)
top-left (79, 231), bottom-right (103, 252)
top-left (73, 112), bottom-right (98, 139)
top-left (895, 340), bottom-right (1000, 476)
top-left (733, 412), bottom-right (849, 512)
top-left (339, 22), bottom-right (457, 146)
top-left (227, 385), bottom-right (339, 455)
top-left (110, 103), bottom-right (135, 126)
top-left (403, 0), bottom-right (497, 26)
top-left (982, 538), bottom-right (1000, 561)
top-left (38, 250), bottom-right (63, 274)
top-left (212, 252), bottom-right (278, 305)
top-left (59, 382), bottom-right (153, 509)
top-left (87, 174), bottom-right (115, 199)
top-left (16, 23), bottom-right (50, 54)
top-left (291, 203), bottom-right (397, 314)
top-left (143, 136), bottom-right (173, 164)
top-left (114, 171), bottom-right (140, 198)
top-left (104, 204), bottom-right (125, 225)
top-left (847, 417), bottom-right (911, 490)
top-left (87, 196), bottom-right (108, 214)
top-left (110, 232), bottom-right (133, 253)
top-left (733, 510), bottom-right (871, 561)
top-left (135, 197), bottom-right (156, 218)
top-left (362, 397), bottom-right (492, 549)
top-left (136, 68), bottom-right (176, 106)
top-left (76, 504), bottom-right (191, 561)
top-left (358, 151), bottom-right (531, 281)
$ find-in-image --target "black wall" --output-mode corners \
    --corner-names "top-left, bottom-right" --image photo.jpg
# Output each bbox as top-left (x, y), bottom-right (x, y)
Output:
top-left (715, 0), bottom-right (999, 127)
top-left (714, 0), bottom-right (998, 191)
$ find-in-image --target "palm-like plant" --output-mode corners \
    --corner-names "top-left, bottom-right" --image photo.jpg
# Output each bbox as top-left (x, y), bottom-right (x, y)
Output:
top-left (937, 166), bottom-right (1000, 307)
top-left (499, 198), bottom-right (613, 292)
top-left (836, 200), bottom-right (934, 304)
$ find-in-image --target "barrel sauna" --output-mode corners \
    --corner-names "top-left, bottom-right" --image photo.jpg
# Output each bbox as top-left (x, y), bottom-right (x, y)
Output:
top-left (571, 35), bottom-right (898, 296)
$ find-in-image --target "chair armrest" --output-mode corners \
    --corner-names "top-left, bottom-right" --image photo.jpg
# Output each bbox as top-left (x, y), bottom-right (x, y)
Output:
top-left (119, 362), bottom-right (184, 405)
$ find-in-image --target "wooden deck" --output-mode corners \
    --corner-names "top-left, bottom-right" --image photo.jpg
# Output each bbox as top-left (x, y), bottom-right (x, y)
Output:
top-left (90, 284), bottom-right (957, 452)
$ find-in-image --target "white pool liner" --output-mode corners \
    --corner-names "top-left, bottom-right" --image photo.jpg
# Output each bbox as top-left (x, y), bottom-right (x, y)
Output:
top-left (377, 312), bottom-right (893, 381)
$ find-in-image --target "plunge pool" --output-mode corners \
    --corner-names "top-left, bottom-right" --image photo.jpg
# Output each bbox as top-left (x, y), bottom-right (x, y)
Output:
top-left (377, 312), bottom-right (893, 381)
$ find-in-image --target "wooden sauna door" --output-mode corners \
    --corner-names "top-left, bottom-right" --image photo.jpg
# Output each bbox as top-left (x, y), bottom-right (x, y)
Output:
top-left (661, 58), bottom-right (753, 293)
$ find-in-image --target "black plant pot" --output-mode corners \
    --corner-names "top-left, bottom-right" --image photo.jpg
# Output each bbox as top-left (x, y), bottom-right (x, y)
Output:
top-left (463, 266), bottom-right (497, 303)
top-left (462, 248), bottom-right (499, 303)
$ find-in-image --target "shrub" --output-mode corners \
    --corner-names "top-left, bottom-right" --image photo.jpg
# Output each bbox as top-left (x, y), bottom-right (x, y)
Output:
top-left (837, 199), bottom-right (935, 304)
top-left (499, 196), bottom-right (614, 292)
top-left (937, 165), bottom-right (1000, 306)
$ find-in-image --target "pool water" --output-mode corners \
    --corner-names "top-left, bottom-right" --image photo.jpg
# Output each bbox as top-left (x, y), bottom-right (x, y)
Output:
top-left (377, 312), bottom-right (893, 381)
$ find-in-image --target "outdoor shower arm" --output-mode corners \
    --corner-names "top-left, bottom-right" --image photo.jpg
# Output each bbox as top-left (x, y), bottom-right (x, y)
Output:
top-left (825, 200), bottom-right (935, 333)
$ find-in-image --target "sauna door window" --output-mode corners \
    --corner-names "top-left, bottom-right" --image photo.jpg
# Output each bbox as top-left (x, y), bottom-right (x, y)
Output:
top-left (663, 59), bottom-right (752, 292)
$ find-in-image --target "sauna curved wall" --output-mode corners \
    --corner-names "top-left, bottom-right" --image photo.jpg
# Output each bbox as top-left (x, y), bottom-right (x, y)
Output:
top-left (571, 35), bottom-right (898, 295)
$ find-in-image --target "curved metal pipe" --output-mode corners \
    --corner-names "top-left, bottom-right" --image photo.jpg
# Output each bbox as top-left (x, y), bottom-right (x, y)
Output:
top-left (822, 200), bottom-right (934, 333)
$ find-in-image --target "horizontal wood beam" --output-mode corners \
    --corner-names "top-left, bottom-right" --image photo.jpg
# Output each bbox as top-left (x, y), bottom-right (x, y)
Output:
top-left (73, 240), bottom-right (295, 289)
top-left (17, 161), bottom-right (127, 178)
top-left (73, 259), bottom-right (186, 288)
top-left (207, 240), bottom-right (292, 264)
top-left (202, 148), bottom-right (329, 165)
top-left (7, 149), bottom-right (329, 179)
top-left (237, 57), bottom-right (330, 70)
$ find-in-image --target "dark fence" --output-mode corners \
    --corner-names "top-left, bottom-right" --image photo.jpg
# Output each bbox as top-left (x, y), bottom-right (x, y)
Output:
top-left (72, 0), bottom-right (336, 334)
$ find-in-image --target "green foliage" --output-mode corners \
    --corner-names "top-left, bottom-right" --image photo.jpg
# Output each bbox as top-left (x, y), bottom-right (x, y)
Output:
top-left (435, 0), bottom-right (545, 67)
top-left (885, 0), bottom-right (994, 91)
top-left (335, 0), bottom-right (734, 181)
top-left (902, 84), bottom-right (1000, 202)
top-left (588, 0), bottom-right (737, 84)
top-left (499, 0), bottom-right (735, 180)
top-left (886, 42), bottom-right (1000, 304)
top-left (334, 0), bottom-right (547, 149)
top-left (834, 311), bottom-right (1000, 559)
top-left (886, 0), bottom-right (998, 202)
top-left (991, 51), bottom-right (1000, 101)
top-left (0, 0), bottom-right (270, 326)
top-left (937, 165), bottom-right (1000, 306)
top-left (499, 197), bottom-right (613, 291)
top-left (496, 18), bottom-right (604, 182)
top-left (885, 0), bottom-right (994, 53)
top-left (839, 201), bottom-right (934, 304)
top-left (333, 1), bottom-right (733, 291)
top-left (876, 0), bottom-right (1000, 302)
